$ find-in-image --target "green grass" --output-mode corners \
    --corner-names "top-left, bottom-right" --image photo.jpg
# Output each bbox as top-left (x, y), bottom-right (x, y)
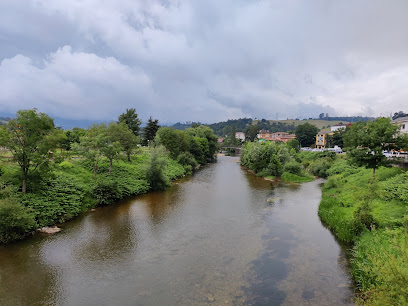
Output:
top-left (319, 160), bottom-right (408, 304)
top-left (281, 172), bottom-right (314, 183)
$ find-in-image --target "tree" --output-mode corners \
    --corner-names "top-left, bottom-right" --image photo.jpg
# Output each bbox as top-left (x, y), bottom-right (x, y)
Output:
top-left (286, 139), bottom-right (300, 152)
top-left (0, 109), bottom-right (57, 194)
top-left (332, 128), bottom-right (345, 147)
top-left (155, 127), bottom-right (189, 159)
top-left (100, 138), bottom-right (122, 175)
top-left (392, 111), bottom-right (408, 120)
top-left (143, 116), bottom-right (160, 145)
top-left (343, 118), bottom-right (402, 176)
top-left (107, 122), bottom-right (139, 161)
top-left (245, 125), bottom-right (259, 142)
top-left (295, 123), bottom-right (320, 147)
top-left (118, 108), bottom-right (142, 136)
top-left (146, 146), bottom-right (169, 191)
top-left (72, 124), bottom-right (107, 181)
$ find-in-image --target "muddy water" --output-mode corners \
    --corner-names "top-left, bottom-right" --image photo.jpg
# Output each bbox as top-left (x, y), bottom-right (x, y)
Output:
top-left (0, 156), bottom-right (354, 305)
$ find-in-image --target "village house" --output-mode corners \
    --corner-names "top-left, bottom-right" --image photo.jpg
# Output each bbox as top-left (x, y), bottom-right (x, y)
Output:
top-left (235, 132), bottom-right (246, 141)
top-left (392, 117), bottom-right (408, 134)
top-left (315, 129), bottom-right (333, 149)
top-left (257, 130), bottom-right (296, 143)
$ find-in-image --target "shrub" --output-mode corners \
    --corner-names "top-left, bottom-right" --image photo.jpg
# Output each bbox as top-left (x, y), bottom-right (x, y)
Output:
top-left (283, 161), bottom-right (302, 176)
top-left (309, 159), bottom-right (332, 178)
top-left (91, 178), bottom-right (120, 205)
top-left (380, 172), bottom-right (408, 202)
top-left (146, 147), bottom-right (170, 191)
top-left (0, 197), bottom-right (37, 243)
top-left (177, 152), bottom-right (198, 173)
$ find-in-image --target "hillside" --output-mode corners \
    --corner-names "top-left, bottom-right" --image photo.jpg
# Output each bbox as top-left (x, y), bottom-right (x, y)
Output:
top-left (266, 119), bottom-right (350, 130)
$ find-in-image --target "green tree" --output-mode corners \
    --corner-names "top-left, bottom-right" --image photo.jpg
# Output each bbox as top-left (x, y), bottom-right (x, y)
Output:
top-left (72, 124), bottom-right (107, 181)
top-left (155, 127), bottom-right (189, 159)
top-left (186, 125), bottom-right (218, 162)
top-left (107, 122), bottom-right (139, 161)
top-left (146, 146), bottom-right (169, 191)
top-left (332, 128), bottom-right (345, 147)
top-left (143, 116), bottom-right (160, 145)
top-left (286, 139), bottom-right (300, 152)
top-left (343, 118), bottom-right (402, 176)
top-left (295, 123), bottom-right (320, 147)
top-left (0, 109), bottom-right (57, 194)
top-left (118, 108), bottom-right (142, 136)
top-left (61, 128), bottom-right (86, 151)
top-left (245, 125), bottom-right (259, 142)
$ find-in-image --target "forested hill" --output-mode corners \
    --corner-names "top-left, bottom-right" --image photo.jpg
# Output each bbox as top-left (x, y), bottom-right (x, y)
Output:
top-left (0, 117), bottom-right (12, 125)
top-left (171, 118), bottom-right (297, 136)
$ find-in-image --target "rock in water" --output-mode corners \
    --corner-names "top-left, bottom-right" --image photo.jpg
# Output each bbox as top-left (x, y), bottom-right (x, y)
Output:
top-left (38, 226), bottom-right (62, 234)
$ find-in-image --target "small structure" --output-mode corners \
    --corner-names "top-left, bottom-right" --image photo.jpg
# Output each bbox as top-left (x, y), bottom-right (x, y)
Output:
top-left (217, 138), bottom-right (224, 144)
top-left (235, 132), bottom-right (246, 141)
top-left (392, 117), bottom-right (408, 134)
top-left (257, 130), bottom-right (296, 143)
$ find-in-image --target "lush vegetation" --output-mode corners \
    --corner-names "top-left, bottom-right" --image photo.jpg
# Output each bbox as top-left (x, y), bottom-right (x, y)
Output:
top-left (0, 109), bottom-right (217, 244)
top-left (240, 141), bottom-right (313, 182)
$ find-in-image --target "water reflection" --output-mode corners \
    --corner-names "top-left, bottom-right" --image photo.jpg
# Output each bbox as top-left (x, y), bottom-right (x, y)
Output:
top-left (0, 156), bottom-right (354, 305)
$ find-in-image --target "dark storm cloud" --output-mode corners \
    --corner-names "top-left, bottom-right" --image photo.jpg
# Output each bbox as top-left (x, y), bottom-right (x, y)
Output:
top-left (1, 0), bottom-right (407, 122)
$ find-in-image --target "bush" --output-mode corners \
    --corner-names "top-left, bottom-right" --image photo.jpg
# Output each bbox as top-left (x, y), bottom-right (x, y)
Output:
top-left (0, 197), bottom-right (37, 243)
top-left (146, 147), bottom-right (170, 191)
top-left (91, 178), bottom-right (120, 205)
top-left (380, 171), bottom-right (408, 202)
top-left (309, 159), bottom-right (332, 178)
top-left (283, 161), bottom-right (302, 175)
top-left (177, 152), bottom-right (198, 173)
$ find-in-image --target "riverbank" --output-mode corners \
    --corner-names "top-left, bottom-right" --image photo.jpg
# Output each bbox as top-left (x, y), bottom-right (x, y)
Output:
top-left (0, 152), bottom-right (190, 243)
top-left (318, 158), bottom-right (408, 304)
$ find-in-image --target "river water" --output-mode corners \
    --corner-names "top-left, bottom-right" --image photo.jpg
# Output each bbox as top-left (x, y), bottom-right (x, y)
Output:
top-left (0, 155), bottom-right (354, 305)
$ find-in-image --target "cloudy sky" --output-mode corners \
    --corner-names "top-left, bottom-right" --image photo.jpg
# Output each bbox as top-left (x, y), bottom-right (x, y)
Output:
top-left (1, 0), bottom-right (407, 124)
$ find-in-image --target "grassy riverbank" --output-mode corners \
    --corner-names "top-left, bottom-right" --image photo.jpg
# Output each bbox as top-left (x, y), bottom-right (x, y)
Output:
top-left (0, 151), bottom-right (187, 243)
top-left (318, 158), bottom-right (408, 304)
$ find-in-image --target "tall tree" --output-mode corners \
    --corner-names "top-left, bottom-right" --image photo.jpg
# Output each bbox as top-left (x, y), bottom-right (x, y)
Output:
top-left (295, 123), bottom-right (319, 147)
top-left (245, 125), bottom-right (259, 142)
top-left (72, 124), bottom-right (107, 181)
top-left (0, 109), bottom-right (57, 194)
top-left (107, 122), bottom-right (139, 161)
top-left (343, 118), bottom-right (404, 176)
top-left (118, 108), bottom-right (142, 136)
top-left (143, 116), bottom-right (160, 145)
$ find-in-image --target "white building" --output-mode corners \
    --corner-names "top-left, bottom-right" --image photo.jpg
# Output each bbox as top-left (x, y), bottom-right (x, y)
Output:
top-left (235, 132), bottom-right (246, 141)
top-left (392, 117), bottom-right (408, 134)
top-left (330, 125), bottom-right (346, 132)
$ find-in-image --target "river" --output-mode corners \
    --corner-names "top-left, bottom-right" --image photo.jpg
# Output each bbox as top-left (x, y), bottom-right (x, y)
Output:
top-left (0, 155), bottom-right (354, 305)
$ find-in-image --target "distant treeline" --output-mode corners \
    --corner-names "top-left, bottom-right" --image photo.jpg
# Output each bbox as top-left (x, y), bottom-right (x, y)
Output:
top-left (172, 118), bottom-right (296, 137)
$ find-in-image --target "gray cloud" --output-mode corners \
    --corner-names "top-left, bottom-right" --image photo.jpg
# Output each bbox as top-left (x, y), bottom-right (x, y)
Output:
top-left (1, 0), bottom-right (407, 123)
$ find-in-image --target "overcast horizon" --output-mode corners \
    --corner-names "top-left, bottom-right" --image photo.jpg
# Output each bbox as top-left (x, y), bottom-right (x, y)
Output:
top-left (1, 1), bottom-right (407, 124)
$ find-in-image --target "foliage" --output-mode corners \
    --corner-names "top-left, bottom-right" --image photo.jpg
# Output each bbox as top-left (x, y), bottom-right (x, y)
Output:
top-left (309, 158), bottom-right (333, 178)
top-left (281, 172), bottom-right (314, 183)
top-left (177, 152), bottom-right (198, 173)
top-left (146, 146), bottom-right (170, 191)
top-left (352, 229), bottom-right (408, 305)
top-left (0, 197), bottom-right (37, 243)
top-left (380, 171), bottom-right (408, 202)
top-left (283, 161), bottom-right (302, 175)
top-left (107, 122), bottom-right (139, 161)
top-left (286, 139), bottom-right (300, 152)
top-left (143, 116), bottom-right (160, 145)
top-left (72, 123), bottom-right (108, 181)
top-left (245, 125), bottom-right (259, 142)
top-left (118, 108), bottom-right (142, 136)
top-left (343, 118), bottom-right (402, 176)
top-left (295, 123), bottom-right (319, 147)
top-left (0, 109), bottom-right (57, 194)
top-left (91, 178), bottom-right (120, 206)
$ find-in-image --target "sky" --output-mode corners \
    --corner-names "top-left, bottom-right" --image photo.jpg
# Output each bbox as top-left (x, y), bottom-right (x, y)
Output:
top-left (0, 0), bottom-right (407, 125)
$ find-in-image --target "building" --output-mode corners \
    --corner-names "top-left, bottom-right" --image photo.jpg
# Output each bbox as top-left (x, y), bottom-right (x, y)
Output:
top-left (235, 132), bottom-right (246, 141)
top-left (392, 117), bottom-right (408, 134)
top-left (257, 130), bottom-right (296, 143)
top-left (330, 124), bottom-right (346, 132)
top-left (315, 129), bottom-right (333, 149)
